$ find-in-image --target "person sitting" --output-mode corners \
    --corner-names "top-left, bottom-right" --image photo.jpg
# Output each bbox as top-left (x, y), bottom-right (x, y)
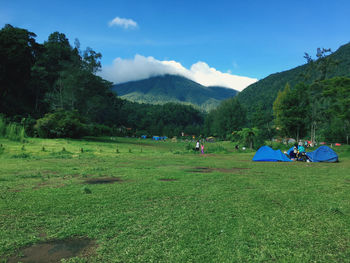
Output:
top-left (298, 145), bottom-right (305, 153)
top-left (297, 145), bottom-right (306, 161)
top-left (289, 144), bottom-right (298, 160)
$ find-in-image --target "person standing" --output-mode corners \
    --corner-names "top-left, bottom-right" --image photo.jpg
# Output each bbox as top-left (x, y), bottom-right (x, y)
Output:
top-left (298, 140), bottom-right (302, 147)
top-left (201, 144), bottom-right (205, 154)
top-left (195, 140), bottom-right (200, 152)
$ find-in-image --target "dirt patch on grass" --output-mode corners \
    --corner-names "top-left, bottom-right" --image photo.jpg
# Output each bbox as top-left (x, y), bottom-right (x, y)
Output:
top-left (159, 178), bottom-right (178, 181)
top-left (187, 167), bottom-right (250, 173)
top-left (33, 182), bottom-right (66, 190)
top-left (84, 177), bottom-right (123, 184)
top-left (7, 237), bottom-right (96, 263)
top-left (41, 170), bottom-right (59, 175)
top-left (9, 188), bottom-right (22, 192)
top-left (189, 167), bottom-right (213, 173)
top-left (33, 182), bottom-right (49, 190)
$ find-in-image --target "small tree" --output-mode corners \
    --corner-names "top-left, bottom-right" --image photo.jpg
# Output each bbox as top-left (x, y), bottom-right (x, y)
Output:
top-left (34, 110), bottom-right (87, 138)
top-left (237, 128), bottom-right (259, 149)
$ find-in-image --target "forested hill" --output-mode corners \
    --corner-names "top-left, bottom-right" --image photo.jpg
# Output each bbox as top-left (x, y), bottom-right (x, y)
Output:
top-left (236, 42), bottom-right (350, 119)
top-left (112, 75), bottom-right (238, 112)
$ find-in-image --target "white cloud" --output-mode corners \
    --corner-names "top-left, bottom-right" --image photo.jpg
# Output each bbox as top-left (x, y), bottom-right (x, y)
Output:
top-left (108, 17), bottom-right (138, 29)
top-left (100, 55), bottom-right (257, 91)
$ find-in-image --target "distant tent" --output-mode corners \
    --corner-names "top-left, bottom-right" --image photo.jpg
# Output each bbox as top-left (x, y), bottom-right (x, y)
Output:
top-left (306, 146), bottom-right (338, 162)
top-left (152, 136), bottom-right (167, 141)
top-left (252, 146), bottom-right (292, 162)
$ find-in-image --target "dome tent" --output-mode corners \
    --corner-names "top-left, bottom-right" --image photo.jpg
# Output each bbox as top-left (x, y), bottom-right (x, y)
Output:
top-left (252, 146), bottom-right (292, 162)
top-left (306, 146), bottom-right (338, 162)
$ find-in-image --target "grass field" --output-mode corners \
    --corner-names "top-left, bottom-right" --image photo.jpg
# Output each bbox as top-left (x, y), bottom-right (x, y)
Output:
top-left (0, 137), bottom-right (349, 262)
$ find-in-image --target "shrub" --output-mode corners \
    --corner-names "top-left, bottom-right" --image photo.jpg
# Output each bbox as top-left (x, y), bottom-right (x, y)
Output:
top-left (0, 116), bottom-right (6, 137)
top-left (87, 124), bottom-right (113, 136)
top-left (34, 110), bottom-right (87, 138)
top-left (0, 116), bottom-right (26, 142)
top-left (21, 116), bottom-right (37, 137)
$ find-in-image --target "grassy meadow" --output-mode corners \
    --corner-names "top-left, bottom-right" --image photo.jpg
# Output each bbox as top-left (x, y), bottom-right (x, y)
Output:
top-left (0, 137), bottom-right (349, 262)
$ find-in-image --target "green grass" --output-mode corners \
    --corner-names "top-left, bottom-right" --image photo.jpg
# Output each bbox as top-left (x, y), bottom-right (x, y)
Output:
top-left (0, 137), bottom-right (349, 262)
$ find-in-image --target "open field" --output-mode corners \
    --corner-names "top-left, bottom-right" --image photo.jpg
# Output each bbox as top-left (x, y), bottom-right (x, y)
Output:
top-left (0, 137), bottom-right (350, 262)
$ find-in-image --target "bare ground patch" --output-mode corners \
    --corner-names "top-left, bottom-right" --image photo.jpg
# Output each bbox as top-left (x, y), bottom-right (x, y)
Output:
top-left (84, 177), bottom-right (123, 184)
top-left (41, 170), bottom-right (59, 175)
top-left (33, 181), bottom-right (66, 190)
top-left (7, 237), bottom-right (96, 263)
top-left (159, 178), bottom-right (178, 181)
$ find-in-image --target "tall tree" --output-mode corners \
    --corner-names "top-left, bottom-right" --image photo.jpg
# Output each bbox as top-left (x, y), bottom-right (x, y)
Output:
top-left (208, 98), bottom-right (246, 139)
top-left (273, 83), bottom-right (309, 141)
top-left (0, 24), bottom-right (40, 115)
top-left (322, 77), bottom-right (350, 143)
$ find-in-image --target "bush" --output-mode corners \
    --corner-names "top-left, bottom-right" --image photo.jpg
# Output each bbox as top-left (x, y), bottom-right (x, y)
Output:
top-left (0, 116), bottom-right (26, 142)
top-left (206, 144), bottom-right (229, 153)
top-left (87, 124), bottom-right (113, 136)
top-left (265, 141), bottom-right (291, 151)
top-left (34, 110), bottom-right (87, 138)
top-left (0, 116), bottom-right (6, 137)
top-left (21, 116), bottom-right (37, 137)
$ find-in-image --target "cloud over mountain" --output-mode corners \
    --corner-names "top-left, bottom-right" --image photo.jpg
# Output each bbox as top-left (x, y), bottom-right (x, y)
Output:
top-left (100, 55), bottom-right (257, 91)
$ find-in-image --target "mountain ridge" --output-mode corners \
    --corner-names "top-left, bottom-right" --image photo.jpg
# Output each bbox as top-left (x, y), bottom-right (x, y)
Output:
top-left (236, 42), bottom-right (350, 119)
top-left (111, 74), bottom-right (239, 111)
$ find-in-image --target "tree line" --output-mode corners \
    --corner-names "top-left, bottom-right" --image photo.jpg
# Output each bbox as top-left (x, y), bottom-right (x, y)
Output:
top-left (1, 24), bottom-right (349, 146)
top-left (0, 24), bottom-right (203, 139)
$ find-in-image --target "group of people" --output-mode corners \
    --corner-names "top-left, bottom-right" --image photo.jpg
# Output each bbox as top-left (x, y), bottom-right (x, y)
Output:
top-left (195, 140), bottom-right (205, 154)
top-left (289, 141), bottom-right (308, 161)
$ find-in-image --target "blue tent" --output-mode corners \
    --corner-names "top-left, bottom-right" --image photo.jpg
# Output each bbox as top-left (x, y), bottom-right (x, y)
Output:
top-left (306, 146), bottom-right (338, 162)
top-left (287, 147), bottom-right (294, 155)
top-left (252, 146), bottom-right (292, 162)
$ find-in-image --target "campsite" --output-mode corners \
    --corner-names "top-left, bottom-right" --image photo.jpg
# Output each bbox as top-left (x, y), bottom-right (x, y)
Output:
top-left (1, 137), bottom-right (350, 262)
top-left (2, 1), bottom-right (350, 262)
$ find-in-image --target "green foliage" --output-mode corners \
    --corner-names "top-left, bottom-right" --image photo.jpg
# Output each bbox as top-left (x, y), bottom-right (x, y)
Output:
top-left (205, 143), bottom-right (229, 153)
top-left (118, 101), bottom-right (204, 137)
top-left (34, 110), bottom-right (87, 138)
top-left (0, 116), bottom-right (6, 137)
top-left (273, 83), bottom-right (309, 140)
top-left (0, 24), bottom-right (40, 116)
top-left (0, 117), bottom-right (26, 142)
top-left (205, 98), bottom-right (246, 139)
top-left (236, 127), bottom-right (260, 149)
top-left (81, 186), bottom-right (92, 194)
top-left (237, 43), bottom-right (350, 122)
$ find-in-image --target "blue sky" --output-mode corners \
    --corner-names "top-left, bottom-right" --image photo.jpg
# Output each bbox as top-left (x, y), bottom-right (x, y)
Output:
top-left (1, 0), bottom-right (350, 89)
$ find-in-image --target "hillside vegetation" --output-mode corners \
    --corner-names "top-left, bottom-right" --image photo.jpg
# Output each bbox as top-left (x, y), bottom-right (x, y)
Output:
top-left (237, 42), bottom-right (350, 120)
top-left (112, 75), bottom-right (238, 112)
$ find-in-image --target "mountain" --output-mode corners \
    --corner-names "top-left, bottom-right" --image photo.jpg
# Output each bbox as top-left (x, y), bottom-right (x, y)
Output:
top-left (111, 75), bottom-right (238, 111)
top-left (236, 42), bottom-right (350, 119)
